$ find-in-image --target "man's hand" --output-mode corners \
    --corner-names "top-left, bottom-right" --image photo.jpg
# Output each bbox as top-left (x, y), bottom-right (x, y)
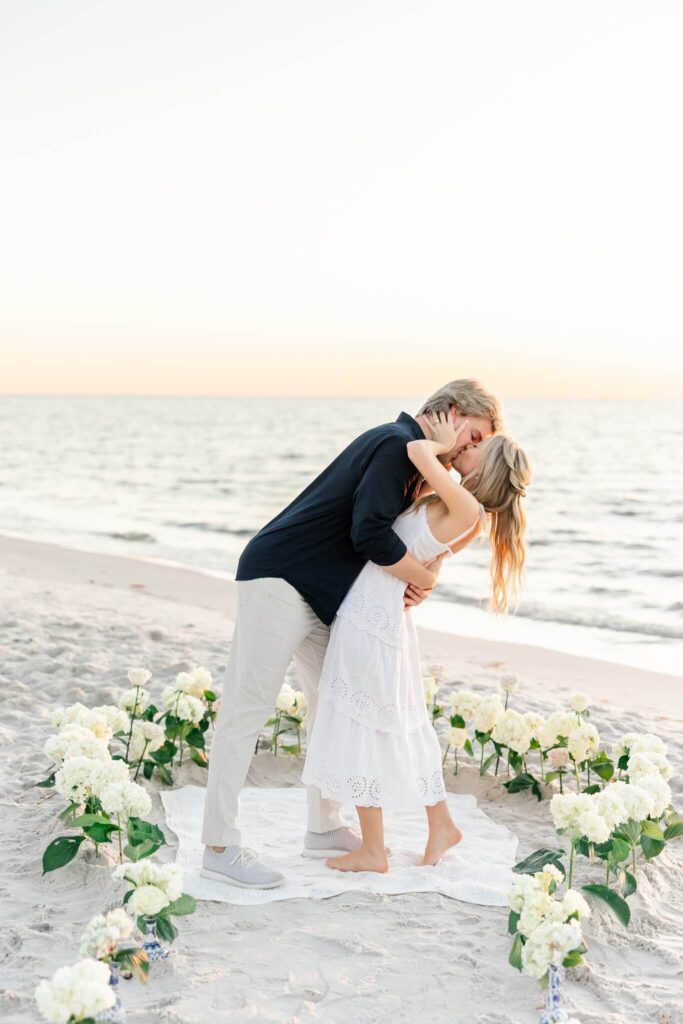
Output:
top-left (403, 549), bottom-right (450, 609)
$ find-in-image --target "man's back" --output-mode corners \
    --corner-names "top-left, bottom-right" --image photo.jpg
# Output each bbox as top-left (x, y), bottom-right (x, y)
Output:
top-left (236, 412), bottom-right (424, 624)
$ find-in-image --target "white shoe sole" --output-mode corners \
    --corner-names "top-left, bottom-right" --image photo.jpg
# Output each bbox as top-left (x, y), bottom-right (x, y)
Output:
top-left (301, 847), bottom-right (354, 859)
top-left (200, 867), bottom-right (284, 889)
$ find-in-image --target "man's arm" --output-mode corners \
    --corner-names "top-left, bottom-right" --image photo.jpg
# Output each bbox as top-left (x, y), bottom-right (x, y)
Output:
top-left (350, 434), bottom-right (436, 590)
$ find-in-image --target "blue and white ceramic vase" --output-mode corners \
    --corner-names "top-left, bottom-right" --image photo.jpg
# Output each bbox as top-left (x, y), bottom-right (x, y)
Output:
top-left (142, 917), bottom-right (169, 961)
top-left (95, 962), bottom-right (126, 1023)
top-left (539, 963), bottom-right (569, 1023)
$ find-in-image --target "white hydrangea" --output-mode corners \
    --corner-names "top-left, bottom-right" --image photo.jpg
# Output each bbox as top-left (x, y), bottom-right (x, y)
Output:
top-left (569, 691), bottom-right (591, 714)
top-left (35, 958), bottom-right (114, 1023)
top-left (99, 780), bottom-right (152, 820)
top-left (593, 787), bottom-right (628, 830)
top-left (127, 668), bottom-right (151, 688)
top-left (523, 711), bottom-right (544, 737)
top-left (630, 733), bottom-right (668, 758)
top-left (576, 808), bottom-right (610, 844)
top-left (508, 872), bottom-right (541, 912)
top-left (536, 864), bottom-right (564, 891)
top-left (175, 668), bottom-right (214, 699)
top-left (114, 858), bottom-right (182, 900)
top-left (91, 705), bottom-right (130, 736)
top-left (55, 757), bottom-right (100, 805)
top-left (446, 726), bottom-right (468, 750)
top-left (567, 722), bottom-right (600, 764)
top-left (127, 719), bottom-right (166, 762)
top-left (79, 908), bottom-right (133, 959)
top-left (449, 689), bottom-right (481, 720)
top-left (612, 732), bottom-right (640, 761)
top-left (51, 703), bottom-right (90, 730)
top-left (88, 758), bottom-right (131, 796)
top-left (538, 711), bottom-right (576, 749)
top-left (472, 694), bottom-right (503, 734)
top-left (635, 774), bottom-right (672, 819)
top-left (128, 883), bottom-right (170, 917)
top-left (423, 675), bottom-right (438, 705)
top-left (518, 890), bottom-right (565, 937)
top-left (499, 674), bottom-right (519, 694)
top-left (492, 709), bottom-right (532, 754)
top-left (627, 751), bottom-right (673, 783)
top-left (521, 919), bottom-right (583, 980)
top-left (161, 685), bottom-right (204, 724)
top-left (119, 687), bottom-right (150, 715)
top-left (550, 793), bottom-right (609, 842)
top-left (561, 889), bottom-right (591, 921)
top-left (608, 781), bottom-right (653, 822)
top-left (44, 725), bottom-right (111, 766)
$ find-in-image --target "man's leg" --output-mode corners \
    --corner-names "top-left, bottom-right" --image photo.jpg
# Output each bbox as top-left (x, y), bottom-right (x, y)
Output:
top-left (292, 621), bottom-right (345, 835)
top-left (202, 577), bottom-right (318, 848)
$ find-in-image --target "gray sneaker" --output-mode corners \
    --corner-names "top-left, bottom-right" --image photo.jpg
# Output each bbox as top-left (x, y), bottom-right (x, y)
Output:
top-left (302, 826), bottom-right (364, 859)
top-left (200, 846), bottom-right (285, 889)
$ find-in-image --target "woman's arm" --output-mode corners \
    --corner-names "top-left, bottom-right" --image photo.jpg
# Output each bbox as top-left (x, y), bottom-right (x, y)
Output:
top-left (406, 439), bottom-right (479, 523)
top-left (381, 551), bottom-right (438, 590)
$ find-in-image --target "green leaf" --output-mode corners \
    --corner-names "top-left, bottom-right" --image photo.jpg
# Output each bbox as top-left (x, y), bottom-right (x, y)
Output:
top-left (562, 951), bottom-right (584, 968)
top-left (71, 813), bottom-right (115, 829)
top-left (165, 894), bottom-right (197, 916)
top-left (83, 822), bottom-right (121, 844)
top-left (464, 739), bottom-right (474, 757)
top-left (663, 820), bottom-right (683, 841)
top-left (502, 772), bottom-right (543, 801)
top-left (143, 760), bottom-right (155, 780)
top-left (190, 748), bottom-right (208, 768)
top-left (621, 870), bottom-right (637, 897)
top-left (123, 889), bottom-right (133, 905)
top-left (123, 839), bottom-right (157, 862)
top-left (508, 933), bottom-right (524, 971)
top-left (185, 727), bottom-right (205, 749)
top-left (641, 820), bottom-right (664, 840)
top-left (589, 757), bottom-right (614, 782)
top-left (35, 772), bottom-right (57, 789)
top-left (479, 752), bottom-right (497, 776)
top-left (42, 835), bottom-right (85, 874)
top-left (58, 801), bottom-right (80, 822)
top-left (640, 833), bottom-right (666, 860)
top-left (128, 818), bottom-right (166, 849)
top-left (280, 744), bottom-right (302, 755)
top-left (154, 915), bottom-right (178, 944)
top-left (582, 884), bottom-right (631, 927)
top-left (544, 770), bottom-right (561, 783)
top-left (617, 753), bottom-right (629, 770)
top-left (513, 848), bottom-right (566, 877)
top-left (582, 784), bottom-right (601, 795)
top-left (507, 910), bottom-right (520, 935)
top-left (157, 764), bottom-right (174, 785)
top-left (150, 740), bottom-right (177, 765)
top-left (115, 947), bottom-right (149, 983)
top-left (450, 713), bottom-right (465, 728)
top-left (608, 838), bottom-right (631, 864)
top-left (204, 690), bottom-right (217, 702)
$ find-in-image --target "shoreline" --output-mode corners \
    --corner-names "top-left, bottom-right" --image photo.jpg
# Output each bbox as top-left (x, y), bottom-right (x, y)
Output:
top-left (1, 531), bottom-right (680, 716)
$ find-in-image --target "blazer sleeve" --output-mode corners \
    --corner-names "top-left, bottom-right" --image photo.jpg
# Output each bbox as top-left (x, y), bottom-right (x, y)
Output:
top-left (350, 434), bottom-right (411, 565)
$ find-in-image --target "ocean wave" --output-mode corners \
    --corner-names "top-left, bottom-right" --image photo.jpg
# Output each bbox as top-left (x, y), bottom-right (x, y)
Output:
top-left (167, 521), bottom-right (253, 537)
top-left (99, 531), bottom-right (156, 542)
top-left (435, 585), bottom-right (683, 640)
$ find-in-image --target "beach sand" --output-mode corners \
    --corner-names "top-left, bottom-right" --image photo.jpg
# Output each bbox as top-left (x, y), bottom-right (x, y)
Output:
top-left (1, 534), bottom-right (681, 1023)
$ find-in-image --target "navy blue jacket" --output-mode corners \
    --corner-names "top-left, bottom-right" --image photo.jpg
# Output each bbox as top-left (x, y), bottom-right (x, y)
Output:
top-left (236, 412), bottom-right (424, 624)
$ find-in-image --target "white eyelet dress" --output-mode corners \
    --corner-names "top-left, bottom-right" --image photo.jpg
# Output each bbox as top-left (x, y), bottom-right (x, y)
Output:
top-left (302, 502), bottom-right (485, 809)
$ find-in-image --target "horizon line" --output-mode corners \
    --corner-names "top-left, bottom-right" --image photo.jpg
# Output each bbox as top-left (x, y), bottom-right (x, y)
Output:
top-left (1, 393), bottom-right (682, 402)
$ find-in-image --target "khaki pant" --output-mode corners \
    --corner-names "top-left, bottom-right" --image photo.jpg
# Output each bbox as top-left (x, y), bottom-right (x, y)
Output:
top-left (201, 577), bottom-right (344, 846)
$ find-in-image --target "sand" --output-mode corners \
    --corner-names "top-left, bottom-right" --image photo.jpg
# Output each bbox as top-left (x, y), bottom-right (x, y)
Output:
top-left (0, 534), bottom-right (681, 1023)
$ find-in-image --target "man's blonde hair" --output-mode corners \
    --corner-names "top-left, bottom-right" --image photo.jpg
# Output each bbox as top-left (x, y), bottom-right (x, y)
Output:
top-left (418, 379), bottom-right (503, 433)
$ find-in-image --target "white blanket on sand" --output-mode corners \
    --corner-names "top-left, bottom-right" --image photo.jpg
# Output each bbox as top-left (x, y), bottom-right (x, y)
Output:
top-left (161, 786), bottom-right (518, 907)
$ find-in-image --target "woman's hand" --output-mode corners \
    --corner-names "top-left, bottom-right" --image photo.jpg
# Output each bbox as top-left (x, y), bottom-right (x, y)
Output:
top-left (426, 411), bottom-right (469, 456)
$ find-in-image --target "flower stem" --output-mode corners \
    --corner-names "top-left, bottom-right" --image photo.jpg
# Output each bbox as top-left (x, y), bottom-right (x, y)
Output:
top-left (124, 686), bottom-right (141, 761)
top-left (117, 815), bottom-right (124, 863)
top-left (568, 841), bottom-right (575, 888)
top-left (133, 741), bottom-right (149, 782)
top-left (454, 749), bottom-right (459, 775)
top-left (573, 758), bottom-right (581, 792)
top-left (559, 770), bottom-right (564, 794)
top-left (442, 744), bottom-right (450, 767)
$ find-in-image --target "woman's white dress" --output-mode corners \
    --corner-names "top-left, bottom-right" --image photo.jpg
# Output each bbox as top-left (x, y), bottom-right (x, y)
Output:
top-left (303, 502), bottom-right (484, 809)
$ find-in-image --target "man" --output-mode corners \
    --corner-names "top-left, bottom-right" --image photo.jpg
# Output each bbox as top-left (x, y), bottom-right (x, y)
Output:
top-left (201, 379), bottom-right (501, 888)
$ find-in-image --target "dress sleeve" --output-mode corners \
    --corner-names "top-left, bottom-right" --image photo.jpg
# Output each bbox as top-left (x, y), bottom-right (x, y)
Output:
top-left (350, 434), bottom-right (411, 565)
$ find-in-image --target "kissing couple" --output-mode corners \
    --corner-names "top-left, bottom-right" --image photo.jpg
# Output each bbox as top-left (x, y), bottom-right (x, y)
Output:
top-left (200, 379), bottom-right (531, 888)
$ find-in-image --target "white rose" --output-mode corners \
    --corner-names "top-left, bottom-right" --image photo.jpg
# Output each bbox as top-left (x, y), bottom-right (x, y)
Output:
top-left (79, 908), bottom-right (133, 959)
top-left (449, 690), bottom-right (481, 720)
top-left (159, 862), bottom-right (183, 900)
top-left (569, 691), bottom-right (590, 714)
top-left (472, 695), bottom-right (503, 734)
top-left (35, 959), bottom-right (114, 1023)
top-left (423, 675), bottom-right (438, 705)
top-left (275, 683), bottom-right (297, 715)
top-left (524, 711), bottom-right (543, 736)
top-left (427, 663), bottom-right (446, 680)
top-left (127, 668), bottom-right (151, 688)
top-left (127, 719), bottom-right (166, 762)
top-left (499, 674), bottom-right (519, 694)
top-left (446, 726), bottom-right (468, 750)
top-left (162, 687), bottom-right (204, 723)
top-left (128, 884), bottom-right (170, 917)
top-left (119, 687), bottom-right (150, 715)
top-left (100, 780), bottom-right (152, 820)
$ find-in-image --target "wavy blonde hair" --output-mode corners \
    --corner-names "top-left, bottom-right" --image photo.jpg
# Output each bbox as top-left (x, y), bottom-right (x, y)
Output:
top-left (411, 435), bottom-right (531, 612)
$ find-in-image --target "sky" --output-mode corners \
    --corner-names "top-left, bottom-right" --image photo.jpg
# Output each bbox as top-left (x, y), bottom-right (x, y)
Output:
top-left (1, 1), bottom-right (682, 399)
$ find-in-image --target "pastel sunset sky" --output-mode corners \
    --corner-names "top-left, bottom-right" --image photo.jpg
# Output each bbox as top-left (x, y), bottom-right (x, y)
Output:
top-left (1, 1), bottom-right (682, 398)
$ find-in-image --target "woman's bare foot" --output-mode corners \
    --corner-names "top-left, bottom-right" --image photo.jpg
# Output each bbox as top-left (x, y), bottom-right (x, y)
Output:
top-left (422, 822), bottom-right (463, 865)
top-left (325, 848), bottom-right (389, 873)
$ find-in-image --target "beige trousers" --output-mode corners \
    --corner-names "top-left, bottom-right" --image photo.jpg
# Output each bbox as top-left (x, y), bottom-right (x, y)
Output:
top-left (201, 577), bottom-right (344, 847)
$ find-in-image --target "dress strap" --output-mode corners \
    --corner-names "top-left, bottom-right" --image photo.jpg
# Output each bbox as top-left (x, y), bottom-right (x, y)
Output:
top-left (445, 503), bottom-right (487, 547)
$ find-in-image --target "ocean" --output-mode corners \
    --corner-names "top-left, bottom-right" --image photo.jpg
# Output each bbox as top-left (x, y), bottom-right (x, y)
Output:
top-left (1, 396), bottom-right (681, 676)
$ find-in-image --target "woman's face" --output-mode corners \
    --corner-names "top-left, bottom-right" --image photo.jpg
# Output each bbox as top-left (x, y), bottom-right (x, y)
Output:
top-left (452, 436), bottom-right (491, 479)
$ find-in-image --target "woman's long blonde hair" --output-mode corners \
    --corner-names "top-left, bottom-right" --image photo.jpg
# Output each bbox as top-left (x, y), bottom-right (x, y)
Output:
top-left (411, 435), bottom-right (531, 613)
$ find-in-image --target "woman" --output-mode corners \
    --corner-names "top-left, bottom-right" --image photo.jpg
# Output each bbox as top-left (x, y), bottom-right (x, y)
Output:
top-left (302, 411), bottom-right (531, 873)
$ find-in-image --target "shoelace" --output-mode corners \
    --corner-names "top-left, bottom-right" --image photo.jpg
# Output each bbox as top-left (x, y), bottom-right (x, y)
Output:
top-left (228, 847), bottom-right (260, 868)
